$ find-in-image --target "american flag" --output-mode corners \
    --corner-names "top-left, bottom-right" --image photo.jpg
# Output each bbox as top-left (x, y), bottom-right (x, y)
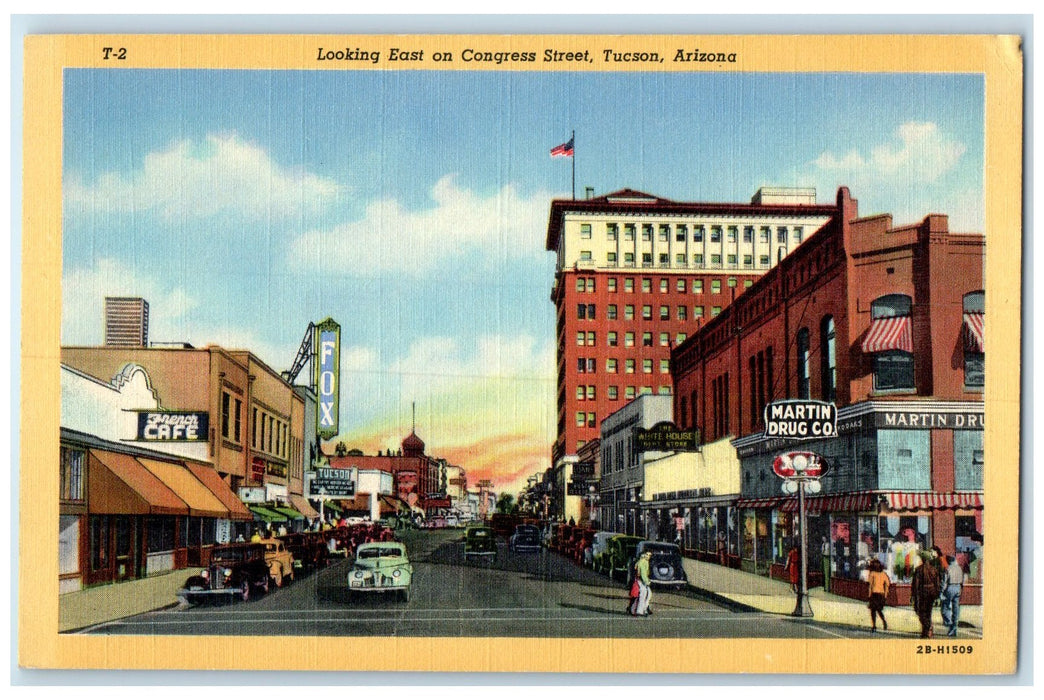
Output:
top-left (550, 137), bottom-right (574, 157)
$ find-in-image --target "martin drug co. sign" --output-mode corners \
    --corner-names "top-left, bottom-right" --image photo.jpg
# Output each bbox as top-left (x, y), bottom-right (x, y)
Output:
top-left (763, 400), bottom-right (837, 439)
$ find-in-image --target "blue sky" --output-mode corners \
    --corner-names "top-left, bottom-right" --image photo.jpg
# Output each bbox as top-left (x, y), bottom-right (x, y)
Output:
top-left (61, 69), bottom-right (984, 491)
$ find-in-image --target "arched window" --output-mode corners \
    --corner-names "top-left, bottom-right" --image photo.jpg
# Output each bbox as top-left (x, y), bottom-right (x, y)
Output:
top-left (963, 291), bottom-right (984, 388)
top-left (864, 294), bottom-right (914, 391)
top-left (820, 316), bottom-right (836, 402)
top-left (796, 328), bottom-right (811, 399)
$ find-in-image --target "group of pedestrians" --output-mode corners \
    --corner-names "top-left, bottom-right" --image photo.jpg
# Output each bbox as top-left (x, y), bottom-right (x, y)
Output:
top-left (876, 547), bottom-right (965, 638)
top-left (628, 550), bottom-right (653, 616)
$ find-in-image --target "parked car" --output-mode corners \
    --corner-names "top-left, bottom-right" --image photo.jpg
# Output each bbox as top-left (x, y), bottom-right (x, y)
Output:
top-left (258, 537), bottom-right (295, 587)
top-left (279, 531), bottom-right (329, 574)
top-left (628, 541), bottom-right (689, 589)
top-left (176, 542), bottom-right (270, 605)
top-left (590, 531), bottom-right (618, 572)
top-left (347, 541), bottom-right (413, 602)
top-left (603, 535), bottom-right (643, 580)
top-left (508, 524), bottom-right (541, 553)
top-left (463, 525), bottom-right (498, 562)
top-left (571, 527), bottom-right (597, 564)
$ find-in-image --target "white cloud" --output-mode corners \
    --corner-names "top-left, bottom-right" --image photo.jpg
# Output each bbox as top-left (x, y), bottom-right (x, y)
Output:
top-left (812, 122), bottom-right (966, 185)
top-left (61, 258), bottom-right (198, 346)
top-left (64, 133), bottom-right (341, 223)
top-left (289, 175), bottom-right (552, 276)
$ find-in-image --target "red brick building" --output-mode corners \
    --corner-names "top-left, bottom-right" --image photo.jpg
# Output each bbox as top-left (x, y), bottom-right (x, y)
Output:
top-left (545, 188), bottom-right (837, 479)
top-left (327, 431), bottom-right (442, 515)
top-left (671, 187), bottom-right (985, 603)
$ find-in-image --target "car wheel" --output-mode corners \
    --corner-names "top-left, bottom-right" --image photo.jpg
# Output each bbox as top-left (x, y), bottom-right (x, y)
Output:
top-left (272, 568), bottom-right (283, 588)
top-left (240, 581), bottom-right (250, 602)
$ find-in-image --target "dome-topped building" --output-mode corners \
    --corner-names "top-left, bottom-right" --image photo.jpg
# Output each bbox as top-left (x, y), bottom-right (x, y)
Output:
top-left (402, 430), bottom-right (425, 458)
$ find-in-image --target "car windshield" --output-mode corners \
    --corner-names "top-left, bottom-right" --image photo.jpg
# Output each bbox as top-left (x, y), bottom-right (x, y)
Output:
top-left (515, 526), bottom-right (539, 536)
top-left (358, 546), bottom-right (403, 559)
top-left (469, 530), bottom-right (492, 538)
top-left (642, 543), bottom-right (680, 554)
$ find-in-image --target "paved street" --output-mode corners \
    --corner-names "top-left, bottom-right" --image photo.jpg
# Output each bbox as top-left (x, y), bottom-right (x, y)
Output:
top-left (82, 530), bottom-right (876, 638)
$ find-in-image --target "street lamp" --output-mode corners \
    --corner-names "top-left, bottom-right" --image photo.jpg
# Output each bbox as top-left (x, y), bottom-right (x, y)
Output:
top-left (775, 451), bottom-right (826, 618)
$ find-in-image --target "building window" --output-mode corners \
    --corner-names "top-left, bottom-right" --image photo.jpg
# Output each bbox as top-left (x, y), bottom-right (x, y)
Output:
top-left (875, 351), bottom-right (915, 392)
top-left (727, 226), bottom-right (738, 243)
top-left (626, 386), bottom-right (636, 399)
top-left (641, 386), bottom-right (653, 396)
top-left (677, 306), bottom-right (687, 321)
top-left (625, 224), bottom-right (636, 241)
top-left (658, 386), bottom-right (671, 395)
top-left (625, 278), bottom-right (634, 293)
top-left (694, 306), bottom-right (704, 318)
top-left (587, 386), bottom-right (596, 400)
top-left (642, 253), bottom-right (653, 267)
top-left (625, 332), bottom-right (635, 348)
top-left (608, 277), bottom-right (618, 292)
top-left (868, 295), bottom-right (913, 392)
top-left (577, 304), bottom-right (587, 319)
top-left (693, 225), bottom-right (704, 242)
top-left (759, 255), bottom-right (770, 267)
top-left (608, 331), bottom-right (618, 347)
top-left (671, 224), bottom-right (683, 241)
top-left (587, 304), bottom-right (596, 319)
top-left (625, 359), bottom-right (636, 374)
top-left (252, 407), bottom-right (258, 447)
top-left (607, 223), bottom-right (618, 240)
top-left (643, 332), bottom-right (653, 347)
top-left (777, 227), bottom-right (787, 243)
top-left (607, 304), bottom-right (618, 320)
top-left (964, 291), bottom-right (985, 389)
top-left (608, 386), bottom-right (619, 400)
top-left (637, 224), bottom-right (649, 241)
top-left (821, 315), bottom-right (837, 401)
top-left (711, 254), bottom-right (722, 267)
top-left (743, 254), bottom-right (753, 268)
top-left (580, 223), bottom-right (592, 239)
top-left (577, 358), bottom-right (587, 373)
top-left (660, 359), bottom-right (670, 374)
top-left (659, 305), bottom-right (669, 320)
top-left (712, 306), bottom-right (722, 317)
top-left (576, 331), bottom-right (585, 346)
top-left (659, 279), bottom-right (668, 293)
top-left (607, 358), bottom-right (618, 373)
top-left (796, 327), bottom-right (811, 399)
top-left (760, 226), bottom-right (771, 242)
top-left (676, 253), bottom-right (686, 265)
top-left (642, 278), bottom-right (651, 293)
top-left (576, 412), bottom-right (586, 427)
top-left (576, 278), bottom-right (585, 292)
top-left (642, 305), bottom-right (652, 320)
top-left (221, 390), bottom-right (242, 444)
top-left (676, 279), bottom-right (686, 293)
top-left (643, 359), bottom-right (653, 374)
top-left (710, 226), bottom-right (722, 243)
top-left (234, 398), bottom-right (242, 443)
top-left (693, 279), bottom-right (703, 294)
top-left (587, 358), bottom-right (596, 373)
top-left (711, 280), bottom-right (721, 294)
top-left (624, 253), bottom-right (635, 267)
top-left (743, 226), bottom-right (754, 243)
top-left (727, 254), bottom-right (737, 268)
top-left (587, 412), bottom-right (596, 428)
top-left (607, 252), bottom-right (618, 266)
top-left (660, 332), bottom-right (670, 346)
top-left (576, 386), bottom-right (585, 401)
top-left (744, 279), bottom-right (753, 288)
top-left (60, 446), bottom-right (84, 501)
top-left (659, 253), bottom-right (670, 267)
top-left (579, 250), bottom-right (592, 262)
top-left (625, 305), bottom-right (635, 320)
top-left (694, 254), bottom-right (704, 265)
top-left (794, 227), bottom-right (803, 242)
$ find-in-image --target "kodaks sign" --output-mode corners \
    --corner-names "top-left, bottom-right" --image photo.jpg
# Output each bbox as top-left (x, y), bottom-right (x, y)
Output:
top-left (763, 400), bottom-right (837, 439)
top-left (314, 318), bottom-right (340, 440)
top-left (136, 411), bottom-right (208, 441)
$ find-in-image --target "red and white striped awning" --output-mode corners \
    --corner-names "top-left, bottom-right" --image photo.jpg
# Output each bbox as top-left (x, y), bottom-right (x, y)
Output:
top-left (963, 312), bottom-right (985, 353)
top-left (735, 497), bottom-right (787, 509)
top-left (862, 315), bottom-right (913, 353)
top-left (776, 491), bottom-right (984, 514)
top-left (883, 491), bottom-right (983, 511)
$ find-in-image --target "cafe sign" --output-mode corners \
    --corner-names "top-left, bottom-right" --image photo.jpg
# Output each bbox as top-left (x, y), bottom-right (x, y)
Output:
top-left (634, 421), bottom-right (701, 452)
top-left (136, 411), bottom-right (208, 441)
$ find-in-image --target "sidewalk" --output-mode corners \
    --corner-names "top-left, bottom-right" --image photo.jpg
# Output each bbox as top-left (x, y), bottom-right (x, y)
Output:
top-left (681, 556), bottom-right (982, 636)
top-left (59, 569), bottom-right (185, 632)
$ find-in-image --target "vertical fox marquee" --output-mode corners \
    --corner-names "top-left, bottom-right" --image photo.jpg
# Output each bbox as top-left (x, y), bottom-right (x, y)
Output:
top-left (314, 318), bottom-right (341, 440)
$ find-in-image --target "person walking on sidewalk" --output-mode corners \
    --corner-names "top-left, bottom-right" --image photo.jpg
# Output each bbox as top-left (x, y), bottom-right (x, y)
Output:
top-left (866, 558), bottom-right (890, 633)
top-left (785, 544), bottom-right (800, 593)
top-left (717, 532), bottom-right (728, 567)
top-left (940, 553), bottom-right (965, 636)
top-left (631, 551), bottom-right (653, 616)
top-left (910, 550), bottom-right (942, 638)
top-left (820, 536), bottom-right (831, 592)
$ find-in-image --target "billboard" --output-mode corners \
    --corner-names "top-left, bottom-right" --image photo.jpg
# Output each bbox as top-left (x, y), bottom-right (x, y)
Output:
top-left (310, 467), bottom-right (356, 498)
top-left (314, 318), bottom-right (340, 439)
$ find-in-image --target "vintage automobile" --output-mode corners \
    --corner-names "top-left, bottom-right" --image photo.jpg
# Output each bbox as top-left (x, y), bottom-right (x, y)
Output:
top-left (602, 534), bottom-right (643, 580)
top-left (590, 531), bottom-right (618, 572)
top-left (628, 541), bottom-right (689, 589)
top-left (347, 541), bottom-right (413, 602)
top-left (279, 531), bottom-right (329, 574)
top-left (176, 542), bottom-right (270, 605)
top-left (571, 527), bottom-right (597, 564)
top-left (507, 524), bottom-right (542, 553)
top-left (463, 525), bottom-right (498, 562)
top-left (259, 537), bottom-right (295, 587)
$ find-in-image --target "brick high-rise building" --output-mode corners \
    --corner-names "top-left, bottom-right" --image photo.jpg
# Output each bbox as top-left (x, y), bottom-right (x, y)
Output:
top-left (104, 296), bottom-right (149, 347)
top-left (545, 188), bottom-right (836, 471)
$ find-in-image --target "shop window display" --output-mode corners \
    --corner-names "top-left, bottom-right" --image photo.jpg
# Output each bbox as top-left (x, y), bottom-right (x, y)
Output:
top-left (955, 515), bottom-right (984, 583)
top-left (879, 514), bottom-right (931, 581)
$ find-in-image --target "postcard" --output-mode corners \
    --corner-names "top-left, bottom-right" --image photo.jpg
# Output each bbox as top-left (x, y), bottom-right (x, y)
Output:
top-left (18, 31), bottom-right (1022, 675)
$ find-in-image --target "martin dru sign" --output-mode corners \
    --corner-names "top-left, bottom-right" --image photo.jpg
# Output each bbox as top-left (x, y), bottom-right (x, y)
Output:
top-left (314, 318), bottom-right (340, 440)
top-left (764, 400), bottom-right (837, 439)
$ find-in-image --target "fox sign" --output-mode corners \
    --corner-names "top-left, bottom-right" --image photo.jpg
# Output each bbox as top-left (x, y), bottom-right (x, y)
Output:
top-left (315, 318), bottom-right (340, 440)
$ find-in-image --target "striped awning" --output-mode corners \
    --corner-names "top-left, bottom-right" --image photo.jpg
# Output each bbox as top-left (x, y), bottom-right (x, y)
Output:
top-left (964, 312), bottom-right (985, 352)
top-left (862, 315), bottom-right (913, 353)
top-left (776, 490), bottom-right (983, 514)
top-left (883, 491), bottom-right (983, 511)
top-left (735, 497), bottom-right (787, 509)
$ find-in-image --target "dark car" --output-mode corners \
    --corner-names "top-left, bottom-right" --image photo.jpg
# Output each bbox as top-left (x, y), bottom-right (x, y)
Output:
top-left (463, 525), bottom-right (497, 562)
top-left (176, 542), bottom-right (270, 605)
top-left (628, 541), bottom-right (689, 589)
top-left (279, 531), bottom-right (330, 574)
top-left (603, 535), bottom-right (643, 580)
top-left (508, 524), bottom-right (541, 553)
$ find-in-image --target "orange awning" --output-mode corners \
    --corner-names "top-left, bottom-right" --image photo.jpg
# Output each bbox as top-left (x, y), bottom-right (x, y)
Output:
top-left (89, 450), bottom-right (188, 516)
top-left (289, 494), bottom-right (319, 520)
top-left (137, 458), bottom-right (228, 518)
top-left (862, 316), bottom-right (913, 353)
top-left (185, 462), bottom-right (253, 521)
top-left (963, 312), bottom-right (985, 352)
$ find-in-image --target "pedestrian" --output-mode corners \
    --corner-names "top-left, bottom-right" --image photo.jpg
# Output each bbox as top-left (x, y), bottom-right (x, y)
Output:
top-left (717, 532), bottom-right (728, 567)
top-left (673, 512), bottom-right (685, 545)
top-left (820, 536), bottom-right (832, 591)
top-left (250, 529), bottom-right (262, 543)
top-left (866, 558), bottom-right (890, 633)
top-left (631, 550), bottom-right (653, 616)
top-left (940, 553), bottom-right (965, 637)
top-left (910, 550), bottom-right (942, 638)
top-left (785, 544), bottom-right (800, 593)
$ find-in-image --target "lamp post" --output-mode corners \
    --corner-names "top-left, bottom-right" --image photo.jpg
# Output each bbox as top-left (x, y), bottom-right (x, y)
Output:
top-left (776, 451), bottom-right (824, 618)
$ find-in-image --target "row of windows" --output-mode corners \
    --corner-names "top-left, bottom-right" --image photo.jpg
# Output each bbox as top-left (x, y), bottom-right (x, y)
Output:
top-left (576, 276), bottom-right (753, 295)
top-left (252, 406), bottom-right (290, 460)
top-left (576, 357), bottom-right (671, 373)
top-left (580, 303), bottom-right (725, 322)
top-left (60, 445), bottom-right (85, 501)
top-left (598, 330), bottom-right (690, 347)
top-left (220, 389), bottom-right (243, 445)
top-left (582, 222), bottom-right (804, 244)
top-left (582, 250), bottom-right (776, 269)
top-left (575, 385), bottom-right (673, 420)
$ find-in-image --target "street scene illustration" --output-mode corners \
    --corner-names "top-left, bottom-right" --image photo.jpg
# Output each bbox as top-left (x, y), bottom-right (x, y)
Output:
top-left (58, 65), bottom-right (985, 640)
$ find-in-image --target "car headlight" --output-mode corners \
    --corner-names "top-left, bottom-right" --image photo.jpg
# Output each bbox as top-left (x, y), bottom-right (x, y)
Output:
top-left (354, 571), bottom-right (363, 579)
top-left (222, 568), bottom-right (232, 577)
top-left (392, 569), bottom-right (401, 578)
top-left (199, 569), bottom-right (209, 578)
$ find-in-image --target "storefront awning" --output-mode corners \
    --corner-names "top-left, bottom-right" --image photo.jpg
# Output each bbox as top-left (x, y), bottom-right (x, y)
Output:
top-left (289, 494), bottom-right (319, 519)
top-left (184, 462), bottom-right (253, 520)
top-left (137, 458), bottom-right (229, 519)
top-left (735, 497), bottom-right (787, 509)
top-left (883, 491), bottom-right (983, 511)
top-left (89, 450), bottom-right (189, 516)
top-left (776, 490), bottom-right (984, 514)
top-left (783, 492), bottom-right (878, 515)
top-left (963, 312), bottom-right (985, 353)
top-left (249, 505), bottom-right (289, 522)
top-left (321, 500), bottom-right (343, 515)
top-left (271, 505), bottom-right (305, 521)
top-left (861, 315), bottom-right (913, 353)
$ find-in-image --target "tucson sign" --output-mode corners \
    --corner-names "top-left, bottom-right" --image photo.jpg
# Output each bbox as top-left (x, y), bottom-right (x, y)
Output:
top-left (763, 400), bottom-right (837, 439)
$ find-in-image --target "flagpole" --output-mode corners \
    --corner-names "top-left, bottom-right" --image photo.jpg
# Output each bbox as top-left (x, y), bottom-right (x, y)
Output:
top-left (571, 130), bottom-right (576, 201)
